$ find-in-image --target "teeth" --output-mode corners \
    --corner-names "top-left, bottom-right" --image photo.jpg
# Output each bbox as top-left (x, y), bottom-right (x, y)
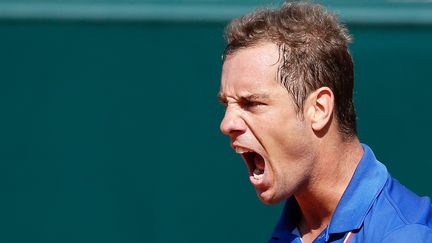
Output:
top-left (254, 168), bottom-right (264, 175)
top-left (253, 168), bottom-right (264, 180)
top-left (253, 173), bottom-right (263, 180)
top-left (235, 147), bottom-right (252, 154)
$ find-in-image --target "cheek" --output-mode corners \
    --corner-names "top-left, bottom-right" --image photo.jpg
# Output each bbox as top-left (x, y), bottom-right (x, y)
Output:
top-left (268, 118), bottom-right (311, 154)
top-left (248, 110), bottom-right (313, 161)
top-left (264, 123), bottom-right (315, 182)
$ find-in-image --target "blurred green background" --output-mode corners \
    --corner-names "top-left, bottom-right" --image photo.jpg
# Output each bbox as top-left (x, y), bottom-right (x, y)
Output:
top-left (0, 0), bottom-right (431, 242)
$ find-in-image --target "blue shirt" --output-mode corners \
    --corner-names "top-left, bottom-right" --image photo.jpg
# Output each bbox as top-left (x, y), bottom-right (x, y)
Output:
top-left (269, 144), bottom-right (432, 243)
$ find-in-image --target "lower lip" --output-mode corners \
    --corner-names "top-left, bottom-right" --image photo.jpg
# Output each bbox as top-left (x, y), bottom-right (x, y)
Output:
top-left (249, 175), bottom-right (265, 187)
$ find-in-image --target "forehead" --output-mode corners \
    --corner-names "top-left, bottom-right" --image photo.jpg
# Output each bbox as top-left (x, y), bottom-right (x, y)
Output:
top-left (220, 42), bottom-right (281, 96)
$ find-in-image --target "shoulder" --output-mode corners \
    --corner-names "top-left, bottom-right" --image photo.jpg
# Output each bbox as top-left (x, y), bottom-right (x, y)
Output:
top-left (382, 224), bottom-right (432, 243)
top-left (381, 176), bottom-right (431, 225)
top-left (362, 176), bottom-right (432, 241)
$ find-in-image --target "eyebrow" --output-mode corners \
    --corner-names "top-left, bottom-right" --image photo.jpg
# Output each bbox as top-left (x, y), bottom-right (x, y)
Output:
top-left (241, 93), bottom-right (270, 101)
top-left (217, 92), bottom-right (270, 104)
top-left (217, 93), bottom-right (227, 104)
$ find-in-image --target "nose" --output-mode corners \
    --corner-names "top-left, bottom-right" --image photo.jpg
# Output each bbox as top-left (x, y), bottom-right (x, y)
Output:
top-left (220, 106), bottom-right (247, 136)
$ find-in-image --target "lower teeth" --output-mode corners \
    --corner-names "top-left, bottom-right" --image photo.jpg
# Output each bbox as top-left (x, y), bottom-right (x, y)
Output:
top-left (253, 168), bottom-right (264, 179)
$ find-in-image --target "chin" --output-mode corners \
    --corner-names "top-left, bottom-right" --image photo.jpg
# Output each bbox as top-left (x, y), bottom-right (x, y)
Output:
top-left (257, 189), bottom-right (285, 205)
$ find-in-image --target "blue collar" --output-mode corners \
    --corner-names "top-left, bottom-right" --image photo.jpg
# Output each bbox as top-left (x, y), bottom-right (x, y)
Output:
top-left (271, 144), bottom-right (389, 240)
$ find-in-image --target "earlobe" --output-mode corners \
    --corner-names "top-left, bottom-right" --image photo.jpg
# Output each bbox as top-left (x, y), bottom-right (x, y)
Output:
top-left (310, 87), bottom-right (334, 132)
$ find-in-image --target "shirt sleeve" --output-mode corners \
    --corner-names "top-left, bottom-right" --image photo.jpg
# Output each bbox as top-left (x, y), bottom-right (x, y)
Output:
top-left (382, 224), bottom-right (432, 243)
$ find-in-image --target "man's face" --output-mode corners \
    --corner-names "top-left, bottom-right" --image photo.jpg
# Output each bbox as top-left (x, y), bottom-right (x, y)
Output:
top-left (219, 42), bottom-right (316, 204)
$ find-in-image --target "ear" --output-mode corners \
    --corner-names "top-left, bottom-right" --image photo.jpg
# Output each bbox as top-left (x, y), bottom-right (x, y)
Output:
top-left (306, 87), bottom-right (334, 132)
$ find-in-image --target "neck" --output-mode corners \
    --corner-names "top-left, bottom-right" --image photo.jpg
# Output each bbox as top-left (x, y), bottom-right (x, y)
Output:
top-left (294, 135), bottom-right (364, 241)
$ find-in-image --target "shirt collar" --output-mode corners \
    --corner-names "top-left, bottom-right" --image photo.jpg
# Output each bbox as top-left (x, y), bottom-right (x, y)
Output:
top-left (328, 144), bottom-right (388, 233)
top-left (271, 144), bottom-right (389, 239)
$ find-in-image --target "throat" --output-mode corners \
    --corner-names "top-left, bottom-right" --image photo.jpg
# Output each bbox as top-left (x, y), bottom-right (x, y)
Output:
top-left (252, 153), bottom-right (265, 179)
top-left (253, 153), bottom-right (265, 169)
top-left (298, 215), bottom-right (329, 242)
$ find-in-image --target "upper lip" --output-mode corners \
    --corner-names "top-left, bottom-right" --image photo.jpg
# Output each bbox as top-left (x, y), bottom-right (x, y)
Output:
top-left (231, 143), bottom-right (256, 154)
top-left (231, 143), bottom-right (260, 176)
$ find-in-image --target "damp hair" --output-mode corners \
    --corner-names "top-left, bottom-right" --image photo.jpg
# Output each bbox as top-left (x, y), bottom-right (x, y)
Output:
top-left (223, 1), bottom-right (357, 137)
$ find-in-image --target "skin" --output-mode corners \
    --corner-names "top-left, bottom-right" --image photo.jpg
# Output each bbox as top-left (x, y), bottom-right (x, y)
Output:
top-left (219, 42), bottom-right (364, 242)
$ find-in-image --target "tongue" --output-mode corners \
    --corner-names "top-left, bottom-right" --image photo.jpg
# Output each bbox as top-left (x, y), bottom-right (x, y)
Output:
top-left (254, 154), bottom-right (265, 171)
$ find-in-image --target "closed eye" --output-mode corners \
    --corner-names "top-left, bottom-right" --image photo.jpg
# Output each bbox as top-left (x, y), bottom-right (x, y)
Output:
top-left (239, 93), bottom-right (269, 110)
top-left (240, 99), bottom-right (265, 110)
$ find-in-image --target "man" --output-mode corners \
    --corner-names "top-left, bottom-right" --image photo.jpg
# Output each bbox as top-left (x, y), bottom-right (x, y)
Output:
top-left (218, 2), bottom-right (432, 242)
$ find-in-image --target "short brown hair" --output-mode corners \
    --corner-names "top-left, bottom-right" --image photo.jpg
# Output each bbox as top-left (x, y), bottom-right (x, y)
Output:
top-left (223, 1), bottom-right (357, 137)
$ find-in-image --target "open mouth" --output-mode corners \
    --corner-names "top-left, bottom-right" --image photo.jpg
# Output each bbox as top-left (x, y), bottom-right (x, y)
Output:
top-left (235, 147), bottom-right (265, 181)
